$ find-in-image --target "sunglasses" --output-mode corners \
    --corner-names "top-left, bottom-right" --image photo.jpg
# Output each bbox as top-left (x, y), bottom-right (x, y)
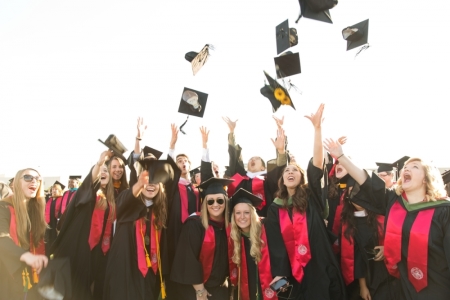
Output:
top-left (207, 198), bottom-right (225, 206)
top-left (22, 175), bottom-right (42, 182)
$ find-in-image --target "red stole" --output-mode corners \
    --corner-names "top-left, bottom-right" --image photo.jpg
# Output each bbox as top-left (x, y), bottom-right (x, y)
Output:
top-left (199, 224), bottom-right (216, 283)
top-left (331, 190), bottom-right (346, 254)
top-left (136, 213), bottom-right (162, 277)
top-left (45, 197), bottom-right (62, 224)
top-left (178, 183), bottom-right (199, 223)
top-left (278, 208), bottom-right (311, 283)
top-left (340, 222), bottom-right (354, 285)
top-left (384, 195), bottom-right (435, 292)
top-left (61, 190), bottom-right (76, 215)
top-left (227, 174), bottom-right (266, 210)
top-left (88, 196), bottom-right (115, 255)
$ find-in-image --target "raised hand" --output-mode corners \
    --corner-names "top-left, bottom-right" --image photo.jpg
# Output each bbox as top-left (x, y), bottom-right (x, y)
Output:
top-left (323, 138), bottom-right (344, 160)
top-left (200, 126), bottom-right (210, 149)
top-left (337, 136), bottom-right (347, 145)
top-left (272, 115), bottom-right (284, 129)
top-left (137, 117), bottom-right (147, 139)
top-left (304, 103), bottom-right (325, 129)
top-left (270, 129), bottom-right (286, 154)
top-left (222, 116), bottom-right (238, 133)
top-left (98, 150), bottom-right (113, 166)
top-left (170, 123), bottom-right (179, 149)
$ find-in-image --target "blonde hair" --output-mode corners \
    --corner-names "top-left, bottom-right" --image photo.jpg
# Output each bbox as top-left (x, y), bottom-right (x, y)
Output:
top-left (200, 194), bottom-right (229, 230)
top-left (395, 157), bottom-right (447, 201)
top-left (2, 169), bottom-right (47, 249)
top-left (52, 183), bottom-right (64, 197)
top-left (230, 203), bottom-right (262, 265)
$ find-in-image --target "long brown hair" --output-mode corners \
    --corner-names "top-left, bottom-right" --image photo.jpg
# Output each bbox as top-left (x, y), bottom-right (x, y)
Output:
top-left (275, 163), bottom-right (309, 213)
top-left (141, 182), bottom-right (168, 230)
top-left (95, 165), bottom-right (116, 221)
top-left (3, 169), bottom-right (47, 249)
top-left (108, 156), bottom-right (129, 192)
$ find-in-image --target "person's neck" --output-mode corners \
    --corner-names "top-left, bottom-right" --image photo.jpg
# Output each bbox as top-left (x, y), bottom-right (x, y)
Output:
top-left (210, 215), bottom-right (224, 222)
top-left (287, 188), bottom-right (296, 197)
top-left (405, 189), bottom-right (426, 204)
top-left (181, 173), bottom-right (190, 181)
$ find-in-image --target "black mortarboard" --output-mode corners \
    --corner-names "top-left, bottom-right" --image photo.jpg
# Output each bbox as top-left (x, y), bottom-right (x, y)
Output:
top-left (98, 134), bottom-right (128, 162)
top-left (375, 163), bottom-right (394, 173)
top-left (141, 146), bottom-right (163, 160)
top-left (261, 71), bottom-right (295, 113)
top-left (442, 170), bottom-right (450, 185)
top-left (276, 20), bottom-right (298, 54)
top-left (138, 159), bottom-right (176, 185)
top-left (185, 44), bottom-right (214, 76)
top-left (178, 87), bottom-right (208, 118)
top-left (342, 19), bottom-right (369, 51)
top-left (8, 178), bottom-right (14, 183)
top-left (68, 176), bottom-right (82, 180)
top-left (53, 181), bottom-right (66, 190)
top-left (190, 167), bottom-right (201, 178)
top-left (296, 0), bottom-right (334, 24)
top-left (274, 51), bottom-right (301, 79)
top-left (37, 258), bottom-right (72, 300)
top-left (230, 188), bottom-right (263, 212)
top-left (393, 156), bottom-right (410, 174)
top-left (198, 177), bottom-right (234, 197)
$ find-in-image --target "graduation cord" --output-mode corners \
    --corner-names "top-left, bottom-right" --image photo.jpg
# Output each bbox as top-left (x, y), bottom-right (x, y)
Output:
top-left (140, 220), bottom-right (151, 268)
top-left (154, 220), bottom-right (166, 299)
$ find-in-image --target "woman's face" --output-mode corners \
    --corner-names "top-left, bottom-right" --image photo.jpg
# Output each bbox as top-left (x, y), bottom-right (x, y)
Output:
top-left (100, 166), bottom-right (110, 187)
top-left (51, 186), bottom-right (61, 197)
top-left (335, 162), bottom-right (348, 179)
top-left (233, 203), bottom-right (251, 233)
top-left (247, 157), bottom-right (265, 173)
top-left (142, 183), bottom-right (160, 199)
top-left (206, 193), bottom-right (226, 221)
top-left (283, 164), bottom-right (302, 189)
top-left (401, 160), bottom-right (426, 192)
top-left (110, 159), bottom-right (124, 181)
top-left (21, 170), bottom-right (41, 199)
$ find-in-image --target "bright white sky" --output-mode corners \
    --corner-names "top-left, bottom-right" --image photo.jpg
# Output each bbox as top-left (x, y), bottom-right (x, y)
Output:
top-left (1, 0), bottom-right (449, 184)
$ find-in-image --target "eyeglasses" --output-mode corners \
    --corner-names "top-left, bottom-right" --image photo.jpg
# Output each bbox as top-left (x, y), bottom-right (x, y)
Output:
top-left (22, 175), bottom-right (41, 182)
top-left (207, 198), bottom-right (225, 206)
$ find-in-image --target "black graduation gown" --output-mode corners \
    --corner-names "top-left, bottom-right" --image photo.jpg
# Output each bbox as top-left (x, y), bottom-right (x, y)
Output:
top-left (103, 190), bottom-right (169, 300)
top-left (352, 173), bottom-right (450, 300)
top-left (264, 159), bottom-right (346, 300)
top-left (45, 197), bottom-right (60, 255)
top-left (170, 216), bottom-right (229, 300)
top-left (0, 202), bottom-right (42, 300)
top-left (224, 140), bottom-right (285, 217)
top-left (50, 167), bottom-right (114, 300)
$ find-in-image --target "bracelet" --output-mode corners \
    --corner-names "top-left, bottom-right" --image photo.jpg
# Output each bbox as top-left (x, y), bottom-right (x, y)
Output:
top-left (337, 154), bottom-right (344, 159)
top-left (196, 288), bottom-right (205, 297)
top-left (136, 137), bottom-right (142, 141)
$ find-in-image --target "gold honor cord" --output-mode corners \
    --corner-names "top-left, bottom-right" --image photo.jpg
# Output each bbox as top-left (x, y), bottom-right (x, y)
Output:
top-left (154, 216), bottom-right (166, 299)
top-left (140, 220), bottom-right (151, 267)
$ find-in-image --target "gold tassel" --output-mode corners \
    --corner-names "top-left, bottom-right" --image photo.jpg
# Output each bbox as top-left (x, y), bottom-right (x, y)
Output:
top-left (160, 281), bottom-right (166, 299)
top-left (22, 270), bottom-right (26, 292)
top-left (32, 268), bottom-right (39, 283)
top-left (145, 254), bottom-right (151, 267)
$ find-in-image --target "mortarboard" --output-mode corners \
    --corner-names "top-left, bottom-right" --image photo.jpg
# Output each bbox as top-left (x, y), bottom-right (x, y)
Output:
top-left (190, 167), bottom-right (201, 178)
top-left (260, 71), bottom-right (295, 113)
top-left (442, 170), bottom-right (450, 185)
top-left (37, 257), bottom-right (72, 300)
top-left (8, 178), bottom-right (14, 183)
top-left (141, 146), bottom-right (163, 160)
top-left (375, 163), bottom-right (394, 173)
top-left (68, 176), bottom-right (82, 181)
top-left (274, 51), bottom-right (301, 79)
top-left (229, 188), bottom-right (263, 213)
top-left (393, 156), bottom-right (410, 177)
top-left (185, 44), bottom-right (214, 76)
top-left (98, 134), bottom-right (128, 162)
top-left (296, 0), bottom-right (335, 24)
top-left (178, 87), bottom-right (208, 119)
top-left (198, 177), bottom-right (234, 198)
top-left (137, 159), bottom-right (176, 185)
top-left (342, 19), bottom-right (369, 51)
top-left (53, 181), bottom-right (66, 190)
top-left (276, 20), bottom-right (298, 54)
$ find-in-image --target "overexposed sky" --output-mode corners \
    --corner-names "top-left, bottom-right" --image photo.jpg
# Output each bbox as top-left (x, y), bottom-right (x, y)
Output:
top-left (1, 0), bottom-right (449, 183)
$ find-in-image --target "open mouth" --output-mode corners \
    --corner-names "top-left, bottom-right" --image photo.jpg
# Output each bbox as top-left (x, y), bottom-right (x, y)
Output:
top-left (146, 186), bottom-right (155, 192)
top-left (403, 174), bottom-right (411, 183)
top-left (287, 176), bottom-right (295, 181)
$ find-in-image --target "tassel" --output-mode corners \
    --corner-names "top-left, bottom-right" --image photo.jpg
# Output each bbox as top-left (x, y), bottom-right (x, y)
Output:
top-left (32, 268), bottom-right (39, 283)
top-left (145, 254), bottom-right (151, 267)
top-left (22, 269), bottom-right (32, 291)
top-left (22, 270), bottom-right (26, 292)
top-left (179, 116), bottom-right (189, 135)
top-left (160, 281), bottom-right (166, 299)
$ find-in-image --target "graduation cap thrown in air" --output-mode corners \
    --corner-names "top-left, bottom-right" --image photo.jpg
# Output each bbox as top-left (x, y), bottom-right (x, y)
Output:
top-left (37, 257), bottom-right (72, 300)
top-left (229, 188), bottom-right (263, 213)
top-left (342, 19), bottom-right (369, 51)
top-left (274, 51), bottom-right (301, 79)
top-left (260, 71), bottom-right (296, 113)
top-left (198, 177), bottom-right (234, 198)
top-left (53, 181), bottom-right (66, 190)
top-left (178, 87), bottom-right (208, 134)
top-left (276, 20), bottom-right (299, 54)
top-left (185, 44), bottom-right (214, 76)
top-left (296, 0), bottom-right (335, 24)
top-left (98, 135), bottom-right (128, 162)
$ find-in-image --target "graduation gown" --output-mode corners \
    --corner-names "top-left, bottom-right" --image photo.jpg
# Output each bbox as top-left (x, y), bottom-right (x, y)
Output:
top-left (0, 201), bottom-right (42, 300)
top-left (264, 159), bottom-right (346, 300)
top-left (50, 167), bottom-right (114, 300)
top-left (45, 196), bottom-right (62, 255)
top-left (170, 216), bottom-right (229, 300)
top-left (352, 173), bottom-right (450, 300)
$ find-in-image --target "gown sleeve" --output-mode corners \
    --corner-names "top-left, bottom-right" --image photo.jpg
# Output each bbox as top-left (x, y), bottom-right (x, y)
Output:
top-left (439, 207), bottom-right (450, 273)
top-left (306, 158), bottom-right (326, 216)
top-left (115, 189), bottom-right (146, 223)
top-left (225, 133), bottom-right (246, 177)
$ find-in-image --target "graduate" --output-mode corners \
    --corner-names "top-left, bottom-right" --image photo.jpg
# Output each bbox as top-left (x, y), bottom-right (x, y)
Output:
top-left (59, 175), bottom-right (81, 217)
top-left (323, 139), bottom-right (450, 300)
top-left (44, 180), bottom-right (65, 255)
top-left (170, 176), bottom-right (234, 300)
top-left (104, 152), bottom-right (179, 300)
top-left (264, 104), bottom-right (346, 300)
top-left (0, 169), bottom-right (48, 300)
top-left (50, 150), bottom-right (117, 300)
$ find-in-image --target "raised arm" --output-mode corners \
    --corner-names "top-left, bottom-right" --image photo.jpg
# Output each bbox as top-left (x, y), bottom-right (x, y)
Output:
top-left (305, 103), bottom-right (325, 169)
top-left (168, 123), bottom-right (179, 159)
top-left (222, 116), bottom-right (245, 176)
top-left (92, 150), bottom-right (113, 183)
top-left (134, 117), bottom-right (147, 155)
top-left (323, 138), bottom-right (368, 185)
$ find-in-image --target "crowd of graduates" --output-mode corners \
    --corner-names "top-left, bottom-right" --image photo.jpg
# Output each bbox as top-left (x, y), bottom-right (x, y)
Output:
top-left (1, 104), bottom-right (450, 300)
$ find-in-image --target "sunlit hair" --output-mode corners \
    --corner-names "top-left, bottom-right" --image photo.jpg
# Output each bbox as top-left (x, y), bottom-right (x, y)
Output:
top-left (395, 157), bottom-right (447, 201)
top-left (108, 156), bottom-right (129, 192)
top-left (52, 183), bottom-right (64, 197)
top-left (276, 163), bottom-right (309, 213)
top-left (200, 194), bottom-right (229, 229)
top-left (0, 182), bottom-right (12, 200)
top-left (95, 166), bottom-right (116, 222)
top-left (2, 169), bottom-right (47, 249)
top-left (140, 182), bottom-right (168, 230)
top-left (230, 203), bottom-right (262, 265)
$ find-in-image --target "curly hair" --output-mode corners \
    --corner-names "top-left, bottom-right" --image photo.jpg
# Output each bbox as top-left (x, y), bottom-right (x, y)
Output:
top-left (230, 203), bottom-right (262, 265)
top-left (275, 163), bottom-right (309, 213)
top-left (395, 157), bottom-right (447, 201)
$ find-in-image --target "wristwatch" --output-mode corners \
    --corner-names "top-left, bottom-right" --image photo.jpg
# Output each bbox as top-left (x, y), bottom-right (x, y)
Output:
top-left (196, 288), bottom-right (205, 297)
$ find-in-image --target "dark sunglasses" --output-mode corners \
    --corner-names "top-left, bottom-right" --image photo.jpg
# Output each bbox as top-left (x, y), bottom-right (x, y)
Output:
top-left (207, 198), bottom-right (225, 206)
top-left (22, 175), bottom-right (41, 182)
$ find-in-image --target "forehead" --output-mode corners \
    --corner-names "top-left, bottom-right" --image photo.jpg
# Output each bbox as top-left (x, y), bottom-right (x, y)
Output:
top-left (249, 156), bottom-right (262, 161)
top-left (23, 169), bottom-right (39, 176)
top-left (110, 159), bottom-right (122, 167)
top-left (206, 193), bottom-right (225, 199)
top-left (234, 203), bottom-right (250, 211)
top-left (176, 156), bottom-right (188, 162)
